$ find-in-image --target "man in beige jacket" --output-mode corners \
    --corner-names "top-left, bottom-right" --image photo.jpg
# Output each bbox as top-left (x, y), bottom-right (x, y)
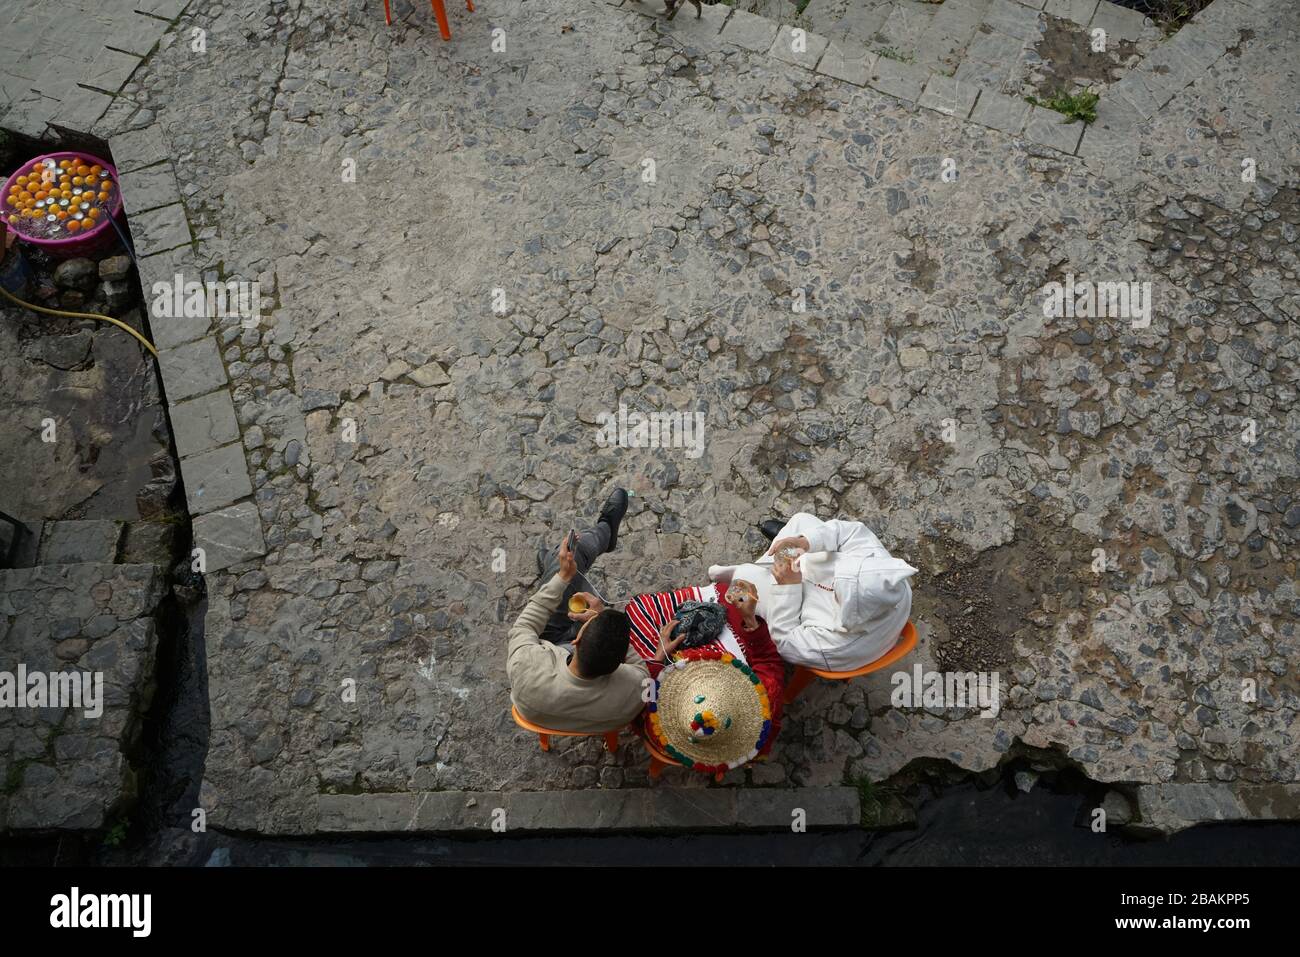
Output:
top-left (507, 504), bottom-right (648, 733)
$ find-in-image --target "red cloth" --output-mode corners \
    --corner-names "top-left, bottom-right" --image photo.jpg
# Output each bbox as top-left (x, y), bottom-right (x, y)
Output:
top-left (625, 583), bottom-right (784, 756)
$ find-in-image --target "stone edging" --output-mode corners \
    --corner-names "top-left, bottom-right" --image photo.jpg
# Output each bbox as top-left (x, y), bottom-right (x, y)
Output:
top-left (601, 0), bottom-right (1269, 163)
top-left (315, 786), bottom-right (863, 833)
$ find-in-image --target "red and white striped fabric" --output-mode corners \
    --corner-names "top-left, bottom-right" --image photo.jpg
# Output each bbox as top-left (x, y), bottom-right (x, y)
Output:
top-left (624, 584), bottom-right (719, 663)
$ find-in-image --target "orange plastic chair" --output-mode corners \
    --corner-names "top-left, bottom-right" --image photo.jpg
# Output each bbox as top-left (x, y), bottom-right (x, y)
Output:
top-left (782, 620), bottom-right (919, 704)
top-left (511, 704), bottom-right (621, 753)
top-left (383, 0), bottom-right (475, 41)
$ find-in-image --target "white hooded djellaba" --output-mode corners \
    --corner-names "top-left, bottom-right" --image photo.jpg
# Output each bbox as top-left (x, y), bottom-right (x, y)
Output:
top-left (709, 512), bottom-right (917, 671)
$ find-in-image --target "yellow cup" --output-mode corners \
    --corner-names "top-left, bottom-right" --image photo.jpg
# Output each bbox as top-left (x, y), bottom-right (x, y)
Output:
top-left (568, 595), bottom-right (588, 614)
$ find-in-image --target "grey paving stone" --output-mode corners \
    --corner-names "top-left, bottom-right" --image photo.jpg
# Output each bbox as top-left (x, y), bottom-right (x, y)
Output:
top-left (966, 25), bottom-right (1026, 63)
top-left (983, 0), bottom-right (1044, 40)
top-left (135, 0), bottom-right (191, 17)
top-left (100, 12), bottom-right (173, 57)
top-left (650, 787), bottom-right (738, 827)
top-left (954, 57), bottom-right (1013, 90)
top-left (769, 24), bottom-right (830, 71)
top-left (317, 793), bottom-right (416, 832)
top-left (720, 8), bottom-right (780, 53)
top-left (655, 0), bottom-right (730, 39)
top-left (504, 789), bottom-right (655, 830)
top-left (183, 442), bottom-right (253, 515)
top-left (867, 57), bottom-right (930, 102)
top-left (1087, 0), bottom-right (1151, 43)
top-left (139, 251), bottom-right (212, 350)
top-left (191, 501), bottom-right (265, 573)
top-left (118, 162), bottom-right (182, 214)
top-left (37, 521), bottom-right (123, 565)
top-left (970, 88), bottom-right (1031, 133)
top-left (108, 125), bottom-right (172, 173)
top-left (816, 41), bottom-right (877, 86)
top-left (46, 88), bottom-right (116, 135)
top-left (1043, 0), bottom-right (1098, 27)
top-left (1075, 118), bottom-right (1138, 168)
top-left (917, 73), bottom-right (980, 118)
top-left (736, 786), bottom-right (860, 827)
top-left (130, 203), bottom-right (191, 256)
top-left (157, 336), bottom-right (226, 402)
top-left (80, 47), bottom-right (143, 93)
top-left (1022, 104), bottom-right (1085, 153)
top-left (931, 0), bottom-right (989, 38)
top-left (1109, 71), bottom-right (1163, 119)
top-left (171, 390), bottom-right (240, 461)
top-left (1010, 0), bottom-right (1047, 8)
top-left (3, 91), bottom-right (59, 139)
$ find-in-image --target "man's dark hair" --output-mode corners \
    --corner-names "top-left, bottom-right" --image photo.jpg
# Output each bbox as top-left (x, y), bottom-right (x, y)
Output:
top-left (576, 609), bottom-right (632, 678)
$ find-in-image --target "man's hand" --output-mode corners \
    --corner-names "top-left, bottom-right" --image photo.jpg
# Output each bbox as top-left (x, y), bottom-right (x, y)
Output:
top-left (765, 534), bottom-right (810, 558)
top-left (557, 530), bottom-right (578, 583)
top-left (566, 591), bottom-right (605, 623)
top-left (654, 620), bottom-right (686, 662)
top-left (773, 553), bottom-right (802, 585)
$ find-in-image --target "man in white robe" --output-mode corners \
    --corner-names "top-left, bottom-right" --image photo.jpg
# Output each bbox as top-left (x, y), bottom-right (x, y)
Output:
top-left (708, 512), bottom-right (917, 671)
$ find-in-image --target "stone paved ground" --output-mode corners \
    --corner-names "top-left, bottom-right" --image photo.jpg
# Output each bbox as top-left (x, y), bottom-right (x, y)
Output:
top-left (2, 0), bottom-right (1297, 835)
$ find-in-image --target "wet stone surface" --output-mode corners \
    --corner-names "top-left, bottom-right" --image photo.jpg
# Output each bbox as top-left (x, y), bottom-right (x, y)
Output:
top-left (47, 0), bottom-right (1300, 834)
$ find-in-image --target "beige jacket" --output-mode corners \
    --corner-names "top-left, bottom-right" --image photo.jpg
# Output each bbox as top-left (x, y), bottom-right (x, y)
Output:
top-left (506, 574), bottom-right (649, 733)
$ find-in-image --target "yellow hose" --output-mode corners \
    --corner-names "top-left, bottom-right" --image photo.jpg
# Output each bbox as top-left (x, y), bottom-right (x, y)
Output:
top-left (0, 282), bottom-right (158, 358)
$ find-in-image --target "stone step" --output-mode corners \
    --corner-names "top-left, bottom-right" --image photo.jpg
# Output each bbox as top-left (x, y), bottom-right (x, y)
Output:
top-left (312, 786), bottom-right (916, 833)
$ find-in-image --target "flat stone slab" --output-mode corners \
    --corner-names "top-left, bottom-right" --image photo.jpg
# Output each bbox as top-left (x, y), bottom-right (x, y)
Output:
top-left (1044, 0), bottom-right (1098, 27)
top-left (36, 521), bottom-right (123, 565)
top-left (917, 74), bottom-right (981, 118)
top-left (720, 8), bottom-right (780, 53)
top-left (182, 442), bottom-right (253, 515)
top-left (984, 0), bottom-right (1045, 40)
top-left (157, 336), bottom-right (227, 402)
top-left (109, 126), bottom-right (173, 174)
top-left (1136, 784), bottom-right (1300, 835)
top-left (970, 88), bottom-right (1031, 134)
top-left (191, 501), bottom-right (266, 573)
top-left (170, 389), bottom-right (241, 460)
top-left (0, 563), bottom-right (166, 832)
top-left (118, 162), bottom-right (182, 214)
top-left (816, 41), bottom-right (876, 87)
top-left (768, 25), bottom-right (829, 71)
top-left (1022, 104), bottom-right (1085, 152)
top-left (868, 57), bottom-right (931, 102)
top-left (316, 787), bottom-right (861, 832)
top-left (129, 203), bottom-right (191, 256)
top-left (654, 0), bottom-right (730, 40)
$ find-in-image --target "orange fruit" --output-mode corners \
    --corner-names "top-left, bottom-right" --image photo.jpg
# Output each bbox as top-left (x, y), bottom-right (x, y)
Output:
top-left (90, 164), bottom-right (102, 175)
top-left (87, 207), bottom-right (100, 219)
top-left (56, 210), bottom-right (68, 219)
top-left (98, 191), bottom-right (109, 202)
top-left (66, 220), bottom-right (80, 232)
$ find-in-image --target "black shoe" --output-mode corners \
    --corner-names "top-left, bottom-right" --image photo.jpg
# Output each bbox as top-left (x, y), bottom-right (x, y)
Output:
top-left (598, 488), bottom-right (630, 552)
top-left (758, 519), bottom-right (785, 543)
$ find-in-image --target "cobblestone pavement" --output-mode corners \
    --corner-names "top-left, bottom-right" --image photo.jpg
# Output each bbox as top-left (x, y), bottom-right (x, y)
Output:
top-left (2, 0), bottom-right (1297, 835)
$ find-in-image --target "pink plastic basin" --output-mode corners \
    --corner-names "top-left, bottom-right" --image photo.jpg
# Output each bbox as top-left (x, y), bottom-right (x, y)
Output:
top-left (3, 151), bottom-right (126, 259)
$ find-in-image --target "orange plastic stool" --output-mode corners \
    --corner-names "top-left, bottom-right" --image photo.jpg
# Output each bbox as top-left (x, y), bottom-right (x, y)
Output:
top-left (383, 0), bottom-right (475, 40)
top-left (642, 735), bottom-right (725, 784)
top-left (511, 704), bottom-right (621, 753)
top-left (783, 620), bottom-right (919, 704)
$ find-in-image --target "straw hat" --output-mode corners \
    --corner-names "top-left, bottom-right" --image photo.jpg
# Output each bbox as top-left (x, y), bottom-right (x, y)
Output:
top-left (648, 648), bottom-right (772, 775)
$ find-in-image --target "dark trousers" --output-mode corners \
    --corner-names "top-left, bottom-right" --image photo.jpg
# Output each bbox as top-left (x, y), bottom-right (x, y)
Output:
top-left (537, 522), bottom-right (611, 645)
